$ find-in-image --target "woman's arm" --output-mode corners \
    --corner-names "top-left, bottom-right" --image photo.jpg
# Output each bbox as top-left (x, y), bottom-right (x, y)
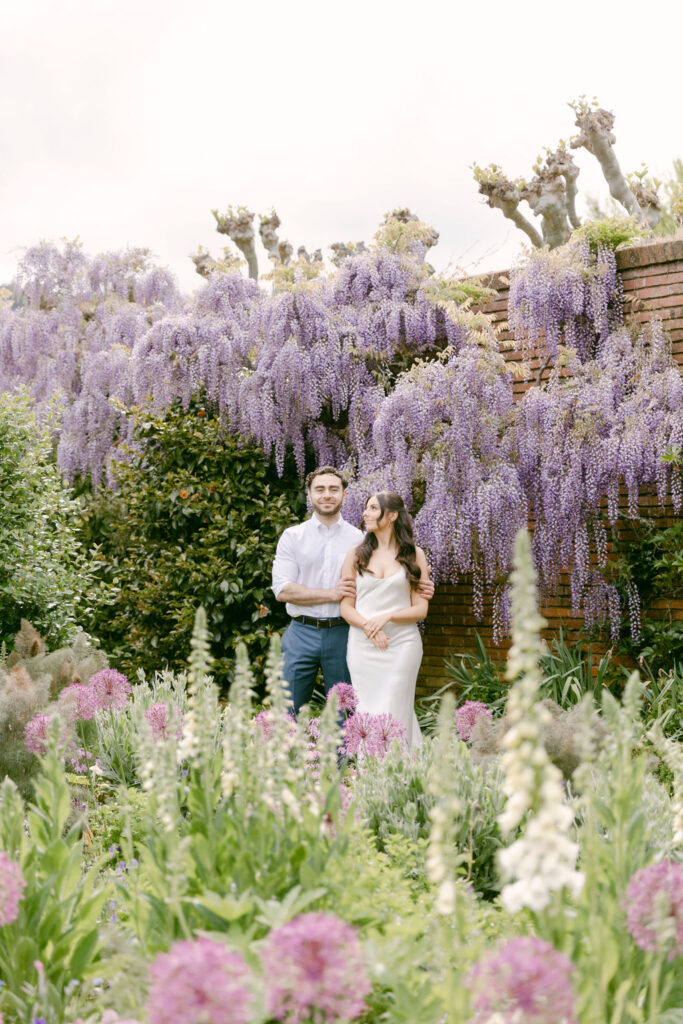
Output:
top-left (340, 549), bottom-right (389, 649)
top-left (339, 550), bottom-right (366, 629)
top-left (363, 548), bottom-right (430, 636)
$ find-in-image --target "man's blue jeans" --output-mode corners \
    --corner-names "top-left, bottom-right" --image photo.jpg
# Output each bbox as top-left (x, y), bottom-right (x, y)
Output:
top-left (281, 619), bottom-right (351, 713)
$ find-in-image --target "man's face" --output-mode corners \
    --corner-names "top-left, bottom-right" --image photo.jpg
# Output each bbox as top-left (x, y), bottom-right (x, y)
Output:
top-left (308, 473), bottom-right (346, 518)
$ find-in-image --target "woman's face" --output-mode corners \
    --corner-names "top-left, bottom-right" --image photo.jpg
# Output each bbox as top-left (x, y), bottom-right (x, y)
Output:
top-left (363, 495), bottom-right (385, 532)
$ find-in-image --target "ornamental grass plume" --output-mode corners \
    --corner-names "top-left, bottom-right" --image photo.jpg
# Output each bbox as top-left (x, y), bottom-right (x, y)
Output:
top-left (88, 669), bottom-right (131, 711)
top-left (466, 936), bottom-right (577, 1024)
top-left (261, 912), bottom-right (371, 1024)
top-left (497, 528), bottom-right (584, 913)
top-left (648, 723), bottom-right (683, 849)
top-left (455, 701), bottom-right (493, 742)
top-left (0, 849), bottom-right (26, 926)
top-left (146, 937), bottom-right (252, 1024)
top-left (624, 861), bottom-right (683, 960)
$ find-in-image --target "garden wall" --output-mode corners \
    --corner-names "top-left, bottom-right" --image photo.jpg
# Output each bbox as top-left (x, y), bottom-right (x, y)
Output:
top-left (417, 237), bottom-right (683, 697)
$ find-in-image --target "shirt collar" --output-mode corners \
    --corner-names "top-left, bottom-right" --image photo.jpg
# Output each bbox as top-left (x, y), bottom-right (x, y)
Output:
top-left (311, 512), bottom-right (345, 532)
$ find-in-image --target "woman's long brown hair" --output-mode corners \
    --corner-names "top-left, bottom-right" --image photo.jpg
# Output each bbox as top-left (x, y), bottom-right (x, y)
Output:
top-left (354, 491), bottom-right (421, 589)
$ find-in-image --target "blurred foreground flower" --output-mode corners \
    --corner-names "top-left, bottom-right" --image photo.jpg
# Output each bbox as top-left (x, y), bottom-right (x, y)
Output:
top-left (0, 850), bottom-right (26, 926)
top-left (147, 936), bottom-right (252, 1024)
top-left (466, 936), bottom-right (577, 1024)
top-left (455, 700), bottom-right (492, 741)
top-left (625, 860), bottom-right (683, 959)
top-left (261, 912), bottom-right (371, 1023)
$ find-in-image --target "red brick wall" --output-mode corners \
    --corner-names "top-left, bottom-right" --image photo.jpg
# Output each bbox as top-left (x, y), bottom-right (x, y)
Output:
top-left (417, 238), bottom-right (683, 697)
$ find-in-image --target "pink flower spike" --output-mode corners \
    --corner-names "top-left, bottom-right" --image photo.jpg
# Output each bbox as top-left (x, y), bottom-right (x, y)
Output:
top-left (0, 850), bottom-right (26, 927)
top-left (261, 912), bottom-right (371, 1023)
top-left (89, 669), bottom-right (131, 711)
top-left (147, 936), bottom-right (252, 1024)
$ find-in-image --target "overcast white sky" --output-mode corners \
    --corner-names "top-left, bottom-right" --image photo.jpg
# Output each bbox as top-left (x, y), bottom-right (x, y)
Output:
top-left (1, 0), bottom-right (681, 293)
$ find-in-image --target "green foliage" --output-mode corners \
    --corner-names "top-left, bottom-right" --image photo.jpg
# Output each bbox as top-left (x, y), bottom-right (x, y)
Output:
top-left (570, 215), bottom-right (647, 252)
top-left (0, 737), bottom-right (108, 1024)
top-left (352, 738), bottom-right (505, 898)
top-left (0, 391), bottom-right (93, 650)
top-left (80, 401), bottom-right (305, 689)
top-left (418, 633), bottom-right (507, 732)
top-left (538, 630), bottom-right (619, 705)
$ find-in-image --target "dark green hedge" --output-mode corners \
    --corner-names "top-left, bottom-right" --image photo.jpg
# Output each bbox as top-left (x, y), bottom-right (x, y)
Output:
top-left (80, 402), bottom-right (306, 690)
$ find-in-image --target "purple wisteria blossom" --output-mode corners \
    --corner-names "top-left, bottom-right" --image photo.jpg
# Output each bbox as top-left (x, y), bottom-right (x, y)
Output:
top-left (261, 912), bottom-right (371, 1023)
top-left (625, 861), bottom-right (683, 959)
top-left (455, 701), bottom-right (493, 742)
top-left (89, 669), bottom-right (131, 711)
top-left (146, 937), bottom-right (252, 1024)
top-left (466, 937), bottom-right (577, 1024)
top-left (327, 682), bottom-right (358, 714)
top-left (0, 851), bottom-right (26, 926)
top-left (144, 702), bottom-right (183, 742)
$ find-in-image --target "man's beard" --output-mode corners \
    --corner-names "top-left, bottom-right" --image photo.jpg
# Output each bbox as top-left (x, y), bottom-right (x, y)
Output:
top-left (311, 497), bottom-right (343, 518)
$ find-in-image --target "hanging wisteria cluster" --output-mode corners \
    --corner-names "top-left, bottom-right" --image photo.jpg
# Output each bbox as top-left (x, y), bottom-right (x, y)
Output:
top-left (508, 241), bottom-right (622, 362)
top-left (1, 227), bottom-right (681, 641)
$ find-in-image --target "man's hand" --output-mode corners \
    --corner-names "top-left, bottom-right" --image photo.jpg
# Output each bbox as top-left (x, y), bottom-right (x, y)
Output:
top-left (334, 575), bottom-right (356, 602)
top-left (417, 577), bottom-right (435, 600)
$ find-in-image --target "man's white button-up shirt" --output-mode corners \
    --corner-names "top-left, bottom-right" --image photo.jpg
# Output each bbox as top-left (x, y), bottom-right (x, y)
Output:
top-left (272, 514), bottom-right (363, 619)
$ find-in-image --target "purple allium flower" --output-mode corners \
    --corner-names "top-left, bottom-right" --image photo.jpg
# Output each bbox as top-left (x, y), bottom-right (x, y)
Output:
top-left (68, 747), bottom-right (95, 773)
top-left (89, 669), bottom-right (131, 711)
top-left (24, 713), bottom-right (52, 755)
top-left (327, 683), bottom-right (358, 713)
top-left (58, 683), bottom-right (99, 722)
top-left (466, 937), bottom-right (577, 1024)
top-left (0, 851), bottom-right (26, 927)
top-left (455, 700), bottom-right (493, 741)
top-left (144, 702), bottom-right (183, 742)
top-left (343, 711), bottom-right (406, 759)
top-left (146, 937), bottom-right (252, 1024)
top-left (261, 912), bottom-right (371, 1023)
top-left (343, 712), bottom-right (380, 758)
top-left (625, 861), bottom-right (683, 959)
top-left (253, 709), bottom-right (273, 739)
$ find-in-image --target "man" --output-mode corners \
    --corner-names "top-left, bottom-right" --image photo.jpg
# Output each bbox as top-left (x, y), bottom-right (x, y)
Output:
top-left (272, 466), bottom-right (434, 712)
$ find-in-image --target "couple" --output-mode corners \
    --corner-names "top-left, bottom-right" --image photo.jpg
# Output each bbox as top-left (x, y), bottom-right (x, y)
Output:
top-left (272, 466), bottom-right (433, 749)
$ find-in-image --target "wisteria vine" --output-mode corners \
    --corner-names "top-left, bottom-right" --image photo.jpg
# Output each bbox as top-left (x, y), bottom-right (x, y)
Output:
top-left (1, 229), bottom-right (681, 641)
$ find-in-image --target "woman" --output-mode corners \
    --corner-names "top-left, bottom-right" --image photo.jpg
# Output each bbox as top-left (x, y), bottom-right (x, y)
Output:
top-left (339, 491), bottom-right (429, 749)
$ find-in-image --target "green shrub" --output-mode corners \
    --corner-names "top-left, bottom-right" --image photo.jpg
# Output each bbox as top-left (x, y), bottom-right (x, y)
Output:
top-left (0, 390), bottom-right (93, 649)
top-left (80, 401), bottom-right (306, 689)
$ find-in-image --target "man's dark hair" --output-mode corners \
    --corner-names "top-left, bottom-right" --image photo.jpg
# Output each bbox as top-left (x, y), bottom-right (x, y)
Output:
top-left (305, 466), bottom-right (348, 490)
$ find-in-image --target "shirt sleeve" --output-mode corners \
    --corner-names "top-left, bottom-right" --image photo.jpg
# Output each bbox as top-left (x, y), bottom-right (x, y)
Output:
top-left (272, 529), bottom-right (299, 597)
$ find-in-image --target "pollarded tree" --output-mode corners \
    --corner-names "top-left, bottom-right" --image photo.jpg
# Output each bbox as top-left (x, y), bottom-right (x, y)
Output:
top-left (473, 97), bottom-right (681, 249)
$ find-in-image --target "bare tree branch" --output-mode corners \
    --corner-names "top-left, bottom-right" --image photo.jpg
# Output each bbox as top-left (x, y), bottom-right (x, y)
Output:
top-left (569, 101), bottom-right (642, 219)
top-left (473, 165), bottom-right (544, 248)
top-left (212, 206), bottom-right (259, 280)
